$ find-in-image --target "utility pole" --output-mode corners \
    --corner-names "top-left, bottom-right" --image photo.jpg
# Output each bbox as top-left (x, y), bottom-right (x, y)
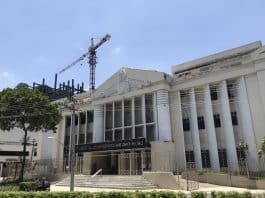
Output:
top-left (69, 97), bottom-right (77, 191)
top-left (30, 138), bottom-right (37, 163)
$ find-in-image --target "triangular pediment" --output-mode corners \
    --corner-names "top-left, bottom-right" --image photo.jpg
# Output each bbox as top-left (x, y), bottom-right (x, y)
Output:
top-left (92, 67), bottom-right (167, 98)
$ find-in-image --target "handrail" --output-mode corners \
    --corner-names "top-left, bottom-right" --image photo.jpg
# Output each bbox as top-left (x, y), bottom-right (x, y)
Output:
top-left (91, 168), bottom-right (102, 178)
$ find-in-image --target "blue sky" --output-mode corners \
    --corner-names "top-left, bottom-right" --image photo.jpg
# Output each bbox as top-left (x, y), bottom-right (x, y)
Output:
top-left (0, 0), bottom-right (265, 90)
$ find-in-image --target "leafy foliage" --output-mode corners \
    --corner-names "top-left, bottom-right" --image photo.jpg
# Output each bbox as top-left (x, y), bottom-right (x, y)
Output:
top-left (19, 181), bottom-right (38, 191)
top-left (0, 86), bottom-right (62, 132)
top-left (258, 137), bottom-right (265, 158)
top-left (0, 85), bottom-right (62, 181)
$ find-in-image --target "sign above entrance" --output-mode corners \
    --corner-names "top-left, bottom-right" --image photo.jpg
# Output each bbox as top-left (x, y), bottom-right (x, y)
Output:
top-left (76, 138), bottom-right (149, 153)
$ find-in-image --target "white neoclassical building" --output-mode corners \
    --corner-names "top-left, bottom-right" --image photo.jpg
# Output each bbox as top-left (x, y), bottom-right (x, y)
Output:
top-left (1, 40), bottom-right (265, 175)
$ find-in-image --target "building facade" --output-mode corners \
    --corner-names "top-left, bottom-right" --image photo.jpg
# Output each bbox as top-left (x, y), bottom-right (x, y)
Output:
top-left (1, 41), bottom-right (265, 175)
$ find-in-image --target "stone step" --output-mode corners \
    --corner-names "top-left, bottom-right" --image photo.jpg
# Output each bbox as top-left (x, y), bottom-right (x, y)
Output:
top-left (55, 175), bottom-right (157, 189)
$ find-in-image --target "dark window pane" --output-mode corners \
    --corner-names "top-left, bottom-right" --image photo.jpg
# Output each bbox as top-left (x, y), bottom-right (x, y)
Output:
top-left (146, 125), bottom-right (155, 142)
top-left (66, 117), bottom-right (71, 127)
top-left (227, 84), bottom-right (235, 99)
top-left (87, 111), bottom-right (94, 122)
top-left (218, 149), bottom-right (228, 168)
top-left (114, 130), bottom-right (122, 141)
top-left (201, 150), bottom-right (211, 168)
top-left (197, 116), bottom-right (205, 130)
top-left (105, 131), bottom-right (113, 142)
top-left (75, 116), bottom-right (78, 125)
top-left (214, 114), bottom-right (221, 128)
top-left (124, 128), bottom-right (132, 140)
top-left (210, 87), bottom-right (218, 100)
top-left (183, 118), bottom-right (190, 131)
top-left (79, 134), bottom-right (85, 144)
top-left (135, 126), bottom-right (143, 138)
top-left (231, 112), bottom-right (238, 126)
top-left (80, 113), bottom-right (86, 124)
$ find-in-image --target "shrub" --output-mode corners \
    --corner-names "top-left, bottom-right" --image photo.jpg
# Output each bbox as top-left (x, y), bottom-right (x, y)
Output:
top-left (211, 191), bottom-right (251, 198)
top-left (191, 192), bottom-right (205, 198)
top-left (19, 181), bottom-right (38, 191)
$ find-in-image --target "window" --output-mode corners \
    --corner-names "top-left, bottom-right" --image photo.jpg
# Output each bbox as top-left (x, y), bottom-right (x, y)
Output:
top-left (135, 126), bottom-right (143, 138)
top-left (75, 116), bottom-right (78, 125)
top-left (197, 116), bottom-right (205, 130)
top-left (134, 97), bottom-right (142, 125)
top-left (86, 133), bottom-right (93, 143)
top-left (114, 129), bottom-right (122, 141)
top-left (214, 114), bottom-right (221, 128)
top-left (66, 117), bottom-right (71, 127)
top-left (183, 118), bottom-right (190, 131)
top-left (114, 101), bottom-right (122, 128)
top-left (87, 111), bottom-right (93, 123)
top-left (145, 94), bottom-right (154, 123)
top-left (146, 125), bottom-right (155, 142)
top-left (124, 128), bottom-right (132, 140)
top-left (64, 136), bottom-right (70, 146)
top-left (218, 149), bottom-right (228, 168)
top-left (201, 150), bottom-right (211, 168)
top-left (105, 131), bottom-right (113, 142)
top-left (227, 84), bottom-right (235, 99)
top-left (106, 103), bottom-right (113, 129)
top-left (124, 100), bottom-right (132, 126)
top-left (210, 87), bottom-right (218, 100)
top-left (79, 134), bottom-right (85, 144)
top-left (185, 151), bottom-right (195, 169)
top-left (231, 112), bottom-right (238, 126)
top-left (80, 113), bottom-right (86, 125)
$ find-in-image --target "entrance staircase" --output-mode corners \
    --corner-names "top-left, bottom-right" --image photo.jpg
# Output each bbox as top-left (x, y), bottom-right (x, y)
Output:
top-left (54, 175), bottom-right (157, 190)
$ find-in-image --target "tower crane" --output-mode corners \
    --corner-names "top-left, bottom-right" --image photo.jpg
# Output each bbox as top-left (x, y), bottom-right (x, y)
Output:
top-left (59, 34), bottom-right (111, 91)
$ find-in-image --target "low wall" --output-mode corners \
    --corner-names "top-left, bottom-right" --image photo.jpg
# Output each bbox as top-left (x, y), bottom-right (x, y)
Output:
top-left (182, 171), bottom-right (265, 189)
top-left (143, 171), bottom-right (179, 189)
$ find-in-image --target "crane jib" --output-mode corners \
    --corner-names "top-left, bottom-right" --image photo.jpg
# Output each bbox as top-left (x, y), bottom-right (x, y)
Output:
top-left (58, 34), bottom-right (111, 90)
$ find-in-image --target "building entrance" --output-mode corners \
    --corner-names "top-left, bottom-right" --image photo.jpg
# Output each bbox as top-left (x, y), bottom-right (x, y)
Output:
top-left (83, 149), bottom-right (151, 175)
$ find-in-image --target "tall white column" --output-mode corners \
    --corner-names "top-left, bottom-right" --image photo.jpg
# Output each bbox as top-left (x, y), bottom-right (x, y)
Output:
top-left (132, 97), bottom-right (135, 139)
top-left (204, 84), bottom-right (220, 171)
top-left (176, 91), bottom-right (187, 170)
top-left (237, 76), bottom-right (259, 171)
top-left (122, 99), bottom-right (125, 140)
top-left (93, 105), bottom-right (104, 143)
top-left (112, 102), bottom-right (115, 141)
top-left (219, 80), bottom-right (239, 172)
top-left (84, 111), bottom-right (88, 144)
top-left (153, 92), bottom-right (158, 140)
top-left (142, 95), bottom-right (147, 138)
top-left (156, 89), bottom-right (172, 141)
top-left (103, 104), bottom-right (106, 142)
top-left (77, 113), bottom-right (80, 145)
top-left (189, 88), bottom-right (202, 169)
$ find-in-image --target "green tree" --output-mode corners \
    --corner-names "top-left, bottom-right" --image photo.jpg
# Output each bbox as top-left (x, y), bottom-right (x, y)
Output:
top-left (258, 137), bottom-right (265, 158)
top-left (238, 140), bottom-right (249, 178)
top-left (0, 84), bottom-right (62, 181)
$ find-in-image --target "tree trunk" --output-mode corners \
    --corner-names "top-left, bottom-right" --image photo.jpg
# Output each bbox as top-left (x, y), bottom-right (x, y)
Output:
top-left (19, 129), bottom-right (27, 181)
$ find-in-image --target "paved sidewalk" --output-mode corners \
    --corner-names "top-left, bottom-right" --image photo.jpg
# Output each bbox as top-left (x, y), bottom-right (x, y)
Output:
top-left (50, 183), bottom-right (265, 194)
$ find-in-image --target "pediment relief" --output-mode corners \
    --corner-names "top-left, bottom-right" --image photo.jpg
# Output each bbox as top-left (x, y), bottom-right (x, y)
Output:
top-left (93, 69), bottom-right (151, 98)
top-left (251, 46), bottom-right (265, 60)
top-left (174, 55), bottom-right (246, 83)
